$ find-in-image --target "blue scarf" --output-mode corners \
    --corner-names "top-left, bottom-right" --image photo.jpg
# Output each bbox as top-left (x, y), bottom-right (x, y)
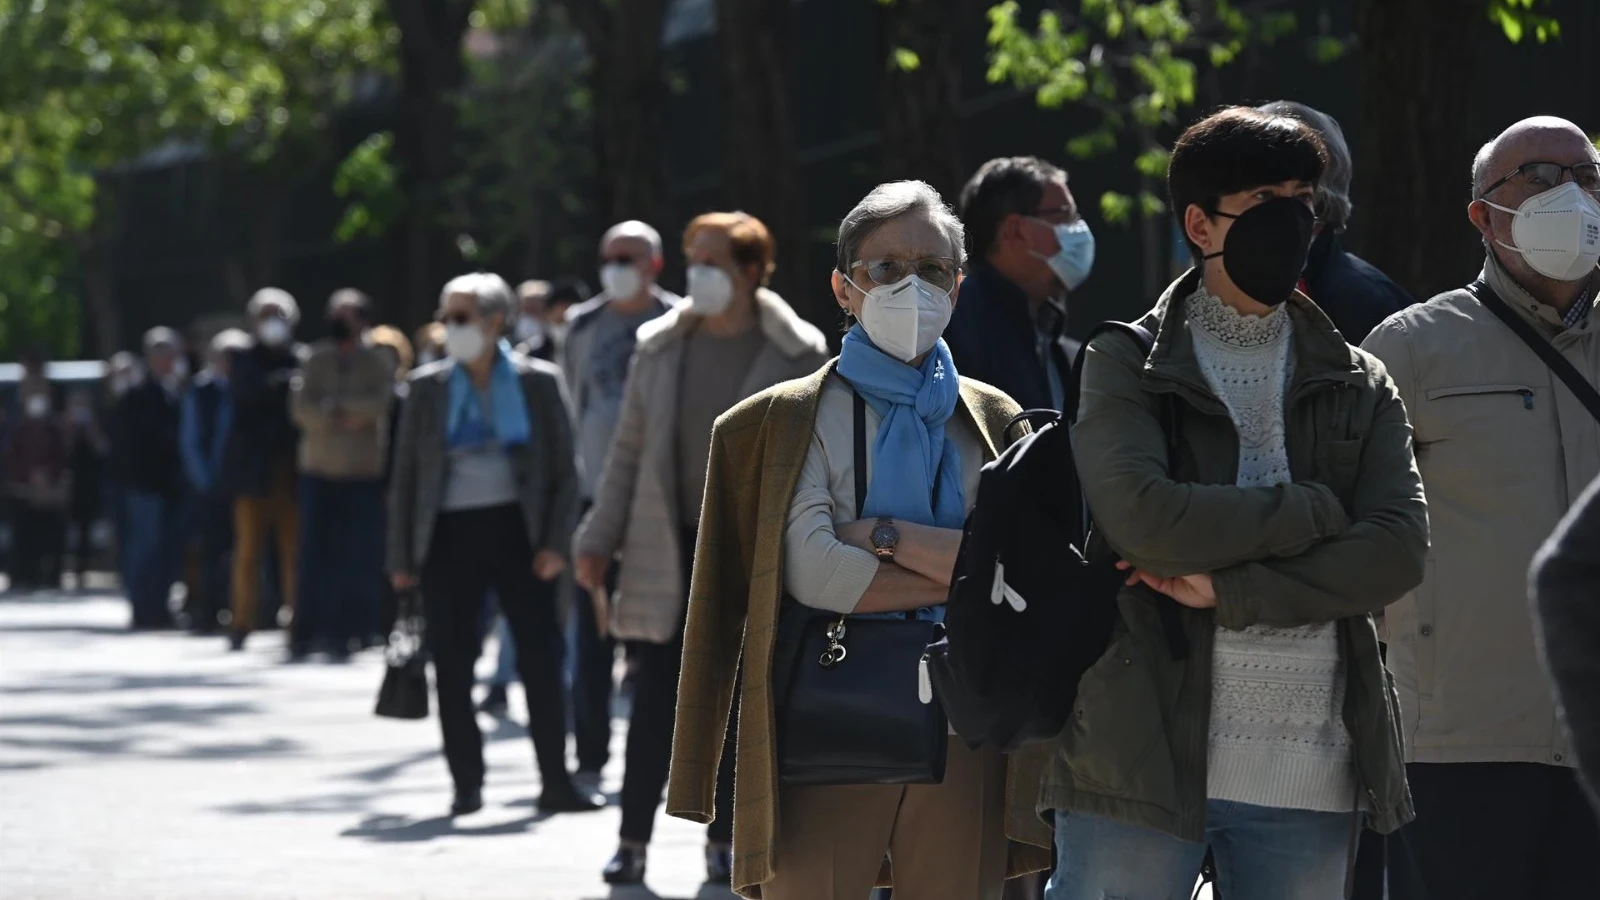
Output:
top-left (835, 325), bottom-right (965, 530)
top-left (446, 341), bottom-right (531, 450)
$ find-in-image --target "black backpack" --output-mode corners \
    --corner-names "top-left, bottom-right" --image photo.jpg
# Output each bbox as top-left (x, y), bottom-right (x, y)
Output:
top-left (924, 320), bottom-right (1187, 751)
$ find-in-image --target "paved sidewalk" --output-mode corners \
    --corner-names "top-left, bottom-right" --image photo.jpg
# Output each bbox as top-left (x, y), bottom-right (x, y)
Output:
top-left (0, 592), bottom-right (733, 900)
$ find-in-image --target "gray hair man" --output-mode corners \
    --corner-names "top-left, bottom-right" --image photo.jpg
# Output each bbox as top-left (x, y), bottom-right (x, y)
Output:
top-left (1363, 116), bottom-right (1600, 900)
top-left (1258, 100), bottom-right (1413, 343)
top-left (557, 223), bottom-right (681, 786)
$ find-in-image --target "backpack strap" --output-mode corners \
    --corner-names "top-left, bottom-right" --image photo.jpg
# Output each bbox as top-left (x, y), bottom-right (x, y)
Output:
top-left (1072, 319), bottom-right (1191, 662)
top-left (1467, 279), bottom-right (1600, 425)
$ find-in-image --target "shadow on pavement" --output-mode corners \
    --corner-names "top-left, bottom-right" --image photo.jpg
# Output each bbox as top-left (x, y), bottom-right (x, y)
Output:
top-left (340, 811), bottom-right (548, 842)
top-left (580, 884), bottom-right (736, 900)
top-left (0, 672), bottom-right (256, 696)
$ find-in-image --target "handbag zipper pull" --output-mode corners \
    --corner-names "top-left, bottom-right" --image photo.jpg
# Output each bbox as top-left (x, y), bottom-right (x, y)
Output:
top-left (918, 653), bottom-right (933, 705)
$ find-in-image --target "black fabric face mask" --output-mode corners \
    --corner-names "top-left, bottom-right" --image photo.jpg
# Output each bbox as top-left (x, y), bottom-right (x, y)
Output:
top-left (328, 317), bottom-right (354, 342)
top-left (1201, 196), bottom-right (1316, 307)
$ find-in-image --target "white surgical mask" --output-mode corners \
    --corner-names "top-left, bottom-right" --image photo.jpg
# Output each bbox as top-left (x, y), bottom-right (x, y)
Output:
top-left (172, 358), bottom-right (190, 379)
top-left (599, 262), bottom-right (644, 300)
top-left (1029, 218), bottom-right (1096, 291)
top-left (1481, 182), bottom-right (1600, 282)
top-left (515, 314), bottom-right (545, 345)
top-left (845, 273), bottom-right (953, 363)
top-left (24, 394), bottom-right (49, 419)
top-left (258, 317), bottom-right (292, 347)
top-left (686, 265), bottom-right (735, 316)
top-left (444, 323), bottom-right (487, 363)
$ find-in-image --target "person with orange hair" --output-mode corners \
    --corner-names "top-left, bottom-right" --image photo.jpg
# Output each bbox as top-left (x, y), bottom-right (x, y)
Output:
top-left (574, 211), bottom-right (828, 886)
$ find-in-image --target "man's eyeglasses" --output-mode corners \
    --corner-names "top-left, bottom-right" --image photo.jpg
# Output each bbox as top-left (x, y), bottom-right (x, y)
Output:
top-left (850, 257), bottom-right (960, 291)
top-left (1479, 161), bottom-right (1600, 199)
top-left (440, 312), bottom-right (477, 327)
top-left (1032, 204), bottom-right (1078, 223)
top-left (601, 255), bottom-right (638, 267)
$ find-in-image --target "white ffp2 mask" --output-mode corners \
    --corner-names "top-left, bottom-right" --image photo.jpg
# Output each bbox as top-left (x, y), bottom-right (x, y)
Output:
top-left (686, 265), bottom-right (735, 315)
top-left (846, 273), bottom-right (953, 363)
top-left (599, 263), bottom-right (644, 300)
top-left (1481, 181), bottom-right (1600, 282)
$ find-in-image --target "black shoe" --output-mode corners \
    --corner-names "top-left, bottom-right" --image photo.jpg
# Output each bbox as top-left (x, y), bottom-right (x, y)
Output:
top-left (227, 633), bottom-right (246, 652)
top-left (450, 788), bottom-right (483, 817)
top-left (477, 684), bottom-right (509, 715)
top-left (705, 843), bottom-right (732, 885)
top-left (284, 646), bottom-right (311, 664)
top-left (603, 845), bottom-right (647, 885)
top-left (537, 784), bottom-right (605, 815)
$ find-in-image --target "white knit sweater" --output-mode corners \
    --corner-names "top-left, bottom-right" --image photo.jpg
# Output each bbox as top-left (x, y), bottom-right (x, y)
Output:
top-left (1187, 287), bottom-right (1356, 813)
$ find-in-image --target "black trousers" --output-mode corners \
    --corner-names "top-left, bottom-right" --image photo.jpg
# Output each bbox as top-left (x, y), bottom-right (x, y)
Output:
top-left (617, 525), bottom-right (736, 845)
top-left (571, 533), bottom-right (618, 774)
top-left (423, 505), bottom-right (572, 796)
top-left (1388, 762), bottom-right (1600, 900)
top-left (11, 501), bottom-right (64, 589)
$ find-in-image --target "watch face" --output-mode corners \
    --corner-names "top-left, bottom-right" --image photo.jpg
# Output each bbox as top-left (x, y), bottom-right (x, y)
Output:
top-left (870, 522), bottom-right (898, 550)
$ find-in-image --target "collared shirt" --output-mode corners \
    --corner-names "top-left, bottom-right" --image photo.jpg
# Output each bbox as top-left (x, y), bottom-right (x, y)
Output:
top-left (1034, 298), bottom-right (1068, 410)
top-left (1563, 288), bottom-right (1593, 330)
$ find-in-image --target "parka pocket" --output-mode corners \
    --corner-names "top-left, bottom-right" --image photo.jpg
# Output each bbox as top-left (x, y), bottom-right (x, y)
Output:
top-left (1064, 634), bottom-right (1174, 803)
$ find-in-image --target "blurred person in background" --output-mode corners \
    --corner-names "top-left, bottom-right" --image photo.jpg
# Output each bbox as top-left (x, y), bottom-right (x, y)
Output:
top-left (574, 211), bottom-right (828, 885)
top-left (1258, 101), bottom-right (1413, 344)
top-left (948, 156), bottom-right (1090, 411)
top-left (104, 351), bottom-right (144, 589)
top-left (367, 324), bottom-right (413, 639)
top-left (224, 287), bottom-right (304, 652)
top-left (514, 279), bottom-right (554, 361)
top-left (561, 220), bottom-right (679, 792)
top-left (118, 328), bottom-right (188, 628)
top-left (542, 277), bottom-right (588, 360)
top-left (64, 388), bottom-right (108, 588)
top-left (15, 348), bottom-right (56, 413)
top-left (414, 321), bottom-right (447, 368)
top-left (6, 377), bottom-right (69, 592)
top-left (388, 272), bottom-right (600, 817)
top-left (290, 289), bottom-right (393, 661)
top-left (180, 329), bottom-right (249, 634)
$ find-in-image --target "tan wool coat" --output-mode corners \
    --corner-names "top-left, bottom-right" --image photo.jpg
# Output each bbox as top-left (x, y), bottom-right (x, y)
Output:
top-left (572, 288), bottom-right (828, 644)
top-left (665, 361), bottom-right (1054, 898)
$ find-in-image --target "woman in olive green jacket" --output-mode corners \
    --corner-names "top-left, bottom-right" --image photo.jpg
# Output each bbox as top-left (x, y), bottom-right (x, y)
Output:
top-left (1045, 108), bottom-right (1427, 900)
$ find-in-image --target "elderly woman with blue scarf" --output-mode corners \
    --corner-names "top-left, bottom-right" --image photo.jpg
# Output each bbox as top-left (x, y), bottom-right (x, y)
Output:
top-left (663, 181), bottom-right (1052, 900)
top-left (387, 272), bottom-right (601, 819)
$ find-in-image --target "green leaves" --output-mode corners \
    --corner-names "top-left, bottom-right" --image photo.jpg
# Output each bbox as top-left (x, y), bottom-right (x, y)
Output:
top-left (1488, 0), bottom-right (1560, 43)
top-left (333, 131), bottom-right (399, 243)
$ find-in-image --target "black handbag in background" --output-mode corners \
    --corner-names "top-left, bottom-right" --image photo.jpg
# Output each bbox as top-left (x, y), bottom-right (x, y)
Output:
top-left (772, 390), bottom-right (948, 786)
top-left (375, 590), bottom-right (430, 720)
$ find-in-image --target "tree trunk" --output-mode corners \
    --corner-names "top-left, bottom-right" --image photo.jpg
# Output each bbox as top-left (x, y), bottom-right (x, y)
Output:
top-left (82, 175), bottom-right (129, 359)
top-left (713, 0), bottom-right (811, 317)
top-left (387, 0), bottom-right (475, 327)
top-left (878, 0), bottom-right (975, 203)
top-left (1352, 0), bottom-right (1493, 300)
top-left (557, 0), bottom-right (670, 231)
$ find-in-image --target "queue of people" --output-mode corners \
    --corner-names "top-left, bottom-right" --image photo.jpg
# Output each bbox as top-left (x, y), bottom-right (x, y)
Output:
top-left (11, 98), bottom-right (1599, 900)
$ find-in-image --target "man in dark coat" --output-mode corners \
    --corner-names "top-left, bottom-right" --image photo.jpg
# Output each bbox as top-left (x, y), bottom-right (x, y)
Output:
top-left (118, 328), bottom-right (188, 628)
top-left (1532, 473), bottom-right (1600, 814)
top-left (946, 156), bottom-right (1090, 413)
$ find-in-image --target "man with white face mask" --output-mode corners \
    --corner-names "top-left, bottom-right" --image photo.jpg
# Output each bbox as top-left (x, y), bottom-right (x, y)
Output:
top-left (573, 211), bottom-right (826, 886)
top-left (946, 156), bottom-right (1091, 412)
top-left (1364, 116), bottom-right (1600, 900)
top-left (558, 219), bottom-right (678, 790)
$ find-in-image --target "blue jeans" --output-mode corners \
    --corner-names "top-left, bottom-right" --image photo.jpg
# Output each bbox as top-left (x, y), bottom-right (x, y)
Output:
top-left (1047, 801), bottom-right (1358, 900)
top-left (123, 490), bottom-right (186, 626)
top-left (293, 476), bottom-right (384, 653)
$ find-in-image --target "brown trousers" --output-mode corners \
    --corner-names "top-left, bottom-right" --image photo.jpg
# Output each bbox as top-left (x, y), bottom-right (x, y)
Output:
top-left (763, 737), bottom-right (1011, 900)
top-left (229, 462), bottom-right (300, 636)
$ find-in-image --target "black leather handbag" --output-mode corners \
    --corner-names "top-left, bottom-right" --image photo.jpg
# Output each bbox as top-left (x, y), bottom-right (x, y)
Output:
top-left (375, 590), bottom-right (430, 720)
top-left (772, 390), bottom-right (948, 786)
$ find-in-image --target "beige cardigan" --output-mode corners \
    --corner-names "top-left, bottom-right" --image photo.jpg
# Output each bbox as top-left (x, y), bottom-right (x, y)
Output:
top-left (572, 288), bottom-right (828, 644)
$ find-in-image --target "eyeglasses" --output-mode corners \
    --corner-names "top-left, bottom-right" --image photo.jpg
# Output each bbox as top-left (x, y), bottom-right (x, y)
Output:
top-left (440, 312), bottom-right (477, 327)
top-left (1032, 204), bottom-right (1078, 223)
top-left (849, 256), bottom-right (960, 291)
top-left (1479, 161), bottom-right (1600, 199)
top-left (600, 255), bottom-right (638, 267)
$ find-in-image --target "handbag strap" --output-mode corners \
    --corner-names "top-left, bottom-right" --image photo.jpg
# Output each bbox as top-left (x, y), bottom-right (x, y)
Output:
top-left (1468, 280), bottom-right (1600, 425)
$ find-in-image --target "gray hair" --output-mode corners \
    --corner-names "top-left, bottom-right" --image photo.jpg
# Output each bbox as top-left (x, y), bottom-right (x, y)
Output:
top-left (1258, 101), bottom-right (1353, 231)
top-left (835, 180), bottom-right (966, 274)
top-left (210, 327), bottom-right (252, 356)
top-left (247, 287), bottom-right (300, 324)
top-left (600, 220), bottom-right (664, 260)
top-left (143, 326), bottom-right (181, 353)
top-left (440, 272), bottom-right (515, 323)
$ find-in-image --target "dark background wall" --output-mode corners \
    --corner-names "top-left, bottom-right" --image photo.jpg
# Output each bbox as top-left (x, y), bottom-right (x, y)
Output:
top-left (95, 0), bottom-right (1599, 353)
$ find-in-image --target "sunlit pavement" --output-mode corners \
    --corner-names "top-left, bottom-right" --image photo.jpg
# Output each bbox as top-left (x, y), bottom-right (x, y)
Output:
top-left (0, 591), bottom-right (733, 900)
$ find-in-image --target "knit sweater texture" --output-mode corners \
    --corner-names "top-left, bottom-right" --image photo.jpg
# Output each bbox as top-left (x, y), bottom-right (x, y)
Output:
top-left (1187, 286), bottom-right (1356, 813)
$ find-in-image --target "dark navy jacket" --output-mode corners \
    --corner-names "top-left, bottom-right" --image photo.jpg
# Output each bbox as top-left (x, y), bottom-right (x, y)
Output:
top-left (220, 341), bottom-right (301, 496)
top-left (117, 379), bottom-right (185, 496)
top-left (1303, 232), bottom-right (1414, 345)
top-left (944, 262), bottom-right (1081, 413)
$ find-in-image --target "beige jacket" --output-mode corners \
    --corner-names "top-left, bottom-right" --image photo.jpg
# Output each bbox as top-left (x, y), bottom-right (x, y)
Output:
top-left (1363, 253), bottom-right (1600, 767)
top-left (291, 339), bottom-right (394, 480)
top-left (572, 289), bottom-right (829, 644)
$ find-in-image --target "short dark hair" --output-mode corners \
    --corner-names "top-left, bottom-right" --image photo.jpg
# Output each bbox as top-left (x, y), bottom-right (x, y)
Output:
top-left (958, 156), bottom-right (1070, 261)
top-left (1168, 107), bottom-right (1327, 258)
top-left (546, 277), bottom-right (591, 310)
